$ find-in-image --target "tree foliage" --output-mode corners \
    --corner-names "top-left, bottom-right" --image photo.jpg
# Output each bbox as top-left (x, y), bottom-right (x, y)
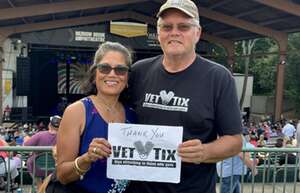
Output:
top-left (234, 38), bottom-right (278, 95)
top-left (285, 33), bottom-right (300, 111)
top-left (207, 32), bottom-right (300, 113)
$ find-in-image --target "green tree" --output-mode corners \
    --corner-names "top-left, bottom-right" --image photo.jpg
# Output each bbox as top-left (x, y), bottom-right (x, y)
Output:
top-left (286, 32), bottom-right (300, 112)
top-left (207, 33), bottom-right (300, 114)
top-left (234, 38), bottom-right (278, 95)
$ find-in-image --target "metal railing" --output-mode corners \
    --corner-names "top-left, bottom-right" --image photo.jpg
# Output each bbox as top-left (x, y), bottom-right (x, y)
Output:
top-left (0, 146), bottom-right (299, 193)
top-left (0, 146), bottom-right (53, 193)
top-left (218, 147), bottom-right (300, 193)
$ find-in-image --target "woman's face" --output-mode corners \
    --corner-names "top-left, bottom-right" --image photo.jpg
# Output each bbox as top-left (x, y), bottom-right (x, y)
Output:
top-left (95, 51), bottom-right (129, 97)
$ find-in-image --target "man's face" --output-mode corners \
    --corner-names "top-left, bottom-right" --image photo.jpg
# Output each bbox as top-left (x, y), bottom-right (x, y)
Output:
top-left (157, 9), bottom-right (201, 58)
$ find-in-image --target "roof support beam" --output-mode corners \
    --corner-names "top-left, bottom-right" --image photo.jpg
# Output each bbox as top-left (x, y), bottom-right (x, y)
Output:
top-left (155, 0), bottom-right (285, 39)
top-left (213, 16), bottom-right (293, 37)
top-left (253, 0), bottom-right (300, 17)
top-left (274, 34), bottom-right (288, 121)
top-left (0, 12), bottom-right (133, 35)
top-left (201, 34), bottom-right (234, 57)
top-left (0, 10), bottom-right (231, 57)
top-left (204, 6), bottom-right (265, 29)
top-left (196, 5), bottom-right (289, 120)
top-left (208, 0), bottom-right (232, 9)
top-left (197, 5), bottom-right (289, 72)
top-left (0, 0), bottom-right (147, 20)
top-left (198, 6), bottom-right (284, 39)
top-left (129, 12), bottom-right (157, 26)
top-left (202, 33), bottom-right (235, 72)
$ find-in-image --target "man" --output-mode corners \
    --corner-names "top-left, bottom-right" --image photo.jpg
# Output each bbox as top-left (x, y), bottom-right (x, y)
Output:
top-left (24, 115), bottom-right (61, 190)
top-left (282, 120), bottom-right (296, 139)
top-left (126, 0), bottom-right (242, 193)
top-left (217, 132), bottom-right (258, 193)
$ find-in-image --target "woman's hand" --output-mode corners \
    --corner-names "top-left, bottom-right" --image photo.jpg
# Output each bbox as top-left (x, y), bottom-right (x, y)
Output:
top-left (86, 138), bottom-right (112, 162)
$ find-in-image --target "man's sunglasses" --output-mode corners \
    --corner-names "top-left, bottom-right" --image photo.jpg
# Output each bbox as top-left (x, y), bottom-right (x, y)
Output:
top-left (96, 63), bottom-right (129, 76)
top-left (158, 23), bottom-right (198, 32)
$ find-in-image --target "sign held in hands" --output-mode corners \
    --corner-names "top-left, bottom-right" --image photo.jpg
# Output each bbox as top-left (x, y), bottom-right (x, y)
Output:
top-left (107, 123), bottom-right (183, 183)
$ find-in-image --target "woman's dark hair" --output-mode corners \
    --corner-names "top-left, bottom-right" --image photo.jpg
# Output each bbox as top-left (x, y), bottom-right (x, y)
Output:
top-left (82, 41), bottom-right (132, 95)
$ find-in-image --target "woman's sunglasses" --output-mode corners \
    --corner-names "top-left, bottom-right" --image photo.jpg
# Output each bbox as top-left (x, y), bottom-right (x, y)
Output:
top-left (96, 63), bottom-right (129, 76)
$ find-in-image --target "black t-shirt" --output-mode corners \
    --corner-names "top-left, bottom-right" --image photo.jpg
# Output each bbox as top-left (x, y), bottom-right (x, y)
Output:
top-left (126, 55), bottom-right (242, 193)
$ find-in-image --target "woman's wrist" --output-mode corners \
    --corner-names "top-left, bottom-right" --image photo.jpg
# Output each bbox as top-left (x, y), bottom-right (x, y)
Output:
top-left (73, 155), bottom-right (91, 180)
top-left (81, 153), bottom-right (93, 165)
top-left (75, 155), bottom-right (91, 172)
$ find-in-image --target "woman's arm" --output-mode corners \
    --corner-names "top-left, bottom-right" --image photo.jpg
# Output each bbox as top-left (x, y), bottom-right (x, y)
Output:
top-left (56, 100), bottom-right (112, 184)
top-left (56, 101), bottom-right (87, 184)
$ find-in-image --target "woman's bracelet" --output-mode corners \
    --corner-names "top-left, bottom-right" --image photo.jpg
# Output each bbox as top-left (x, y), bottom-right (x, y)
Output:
top-left (73, 163), bottom-right (84, 180)
top-left (73, 157), bottom-right (90, 180)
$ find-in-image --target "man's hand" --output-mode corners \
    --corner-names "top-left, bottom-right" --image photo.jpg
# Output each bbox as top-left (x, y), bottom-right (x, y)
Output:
top-left (178, 134), bottom-right (242, 164)
top-left (177, 139), bottom-right (206, 164)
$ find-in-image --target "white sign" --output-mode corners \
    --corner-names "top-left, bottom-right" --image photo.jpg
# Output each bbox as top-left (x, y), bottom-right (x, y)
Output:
top-left (75, 31), bottom-right (105, 42)
top-left (107, 123), bottom-right (183, 183)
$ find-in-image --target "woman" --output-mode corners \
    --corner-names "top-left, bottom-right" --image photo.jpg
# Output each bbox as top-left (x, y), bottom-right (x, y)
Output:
top-left (56, 42), bottom-right (135, 193)
top-left (257, 134), bottom-right (266, 147)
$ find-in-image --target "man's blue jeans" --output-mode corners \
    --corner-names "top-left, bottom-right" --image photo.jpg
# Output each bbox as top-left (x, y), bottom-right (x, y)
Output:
top-left (220, 175), bottom-right (241, 193)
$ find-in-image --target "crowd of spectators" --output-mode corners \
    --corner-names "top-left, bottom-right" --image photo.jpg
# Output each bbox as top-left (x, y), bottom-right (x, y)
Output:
top-left (241, 118), bottom-right (300, 168)
top-left (0, 116), bottom-right (61, 190)
top-left (242, 119), bottom-right (299, 148)
top-left (0, 116), bottom-right (299, 191)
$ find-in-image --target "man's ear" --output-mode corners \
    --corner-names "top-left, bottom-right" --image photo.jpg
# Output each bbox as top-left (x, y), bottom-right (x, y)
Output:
top-left (195, 27), bottom-right (202, 43)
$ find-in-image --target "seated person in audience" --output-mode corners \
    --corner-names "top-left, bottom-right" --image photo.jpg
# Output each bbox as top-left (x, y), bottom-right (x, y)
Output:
top-left (257, 134), bottom-right (266, 147)
top-left (0, 128), bottom-right (6, 141)
top-left (5, 130), bottom-right (16, 146)
top-left (24, 115), bottom-right (61, 190)
top-left (249, 134), bottom-right (258, 147)
top-left (0, 138), bottom-right (19, 189)
top-left (22, 130), bottom-right (34, 145)
top-left (275, 138), bottom-right (297, 165)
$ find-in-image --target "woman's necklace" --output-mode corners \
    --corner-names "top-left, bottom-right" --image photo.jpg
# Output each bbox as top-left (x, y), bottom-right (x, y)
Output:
top-left (100, 98), bottom-right (117, 113)
top-left (95, 95), bottom-right (119, 123)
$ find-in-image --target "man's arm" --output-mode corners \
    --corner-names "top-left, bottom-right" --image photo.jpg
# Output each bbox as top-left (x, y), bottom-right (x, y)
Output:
top-left (178, 134), bottom-right (242, 164)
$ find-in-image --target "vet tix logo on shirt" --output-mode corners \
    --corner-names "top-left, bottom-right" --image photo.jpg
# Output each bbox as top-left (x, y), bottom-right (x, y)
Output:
top-left (143, 90), bottom-right (190, 112)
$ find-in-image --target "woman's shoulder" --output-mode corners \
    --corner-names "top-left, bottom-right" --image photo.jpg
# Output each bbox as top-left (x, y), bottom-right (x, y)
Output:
top-left (62, 99), bottom-right (87, 125)
top-left (64, 98), bottom-right (87, 113)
